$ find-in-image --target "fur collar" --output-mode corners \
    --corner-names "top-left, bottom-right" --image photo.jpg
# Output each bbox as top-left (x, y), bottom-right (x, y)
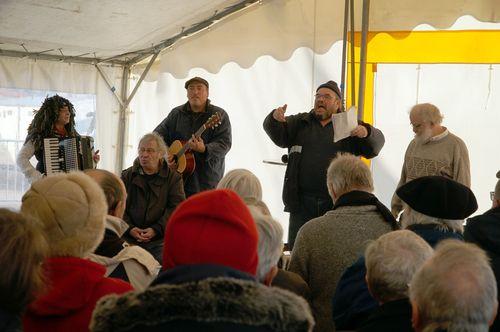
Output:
top-left (91, 277), bottom-right (314, 332)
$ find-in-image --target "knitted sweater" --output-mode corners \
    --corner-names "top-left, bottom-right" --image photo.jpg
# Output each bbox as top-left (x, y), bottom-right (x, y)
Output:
top-left (391, 129), bottom-right (470, 216)
top-left (289, 205), bottom-right (393, 332)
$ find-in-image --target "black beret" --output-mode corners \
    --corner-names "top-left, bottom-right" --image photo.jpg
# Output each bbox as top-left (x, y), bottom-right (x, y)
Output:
top-left (317, 80), bottom-right (341, 99)
top-left (185, 76), bottom-right (209, 89)
top-left (396, 176), bottom-right (477, 220)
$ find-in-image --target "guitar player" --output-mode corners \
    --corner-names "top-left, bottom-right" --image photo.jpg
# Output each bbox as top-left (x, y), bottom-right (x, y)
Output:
top-left (154, 77), bottom-right (232, 197)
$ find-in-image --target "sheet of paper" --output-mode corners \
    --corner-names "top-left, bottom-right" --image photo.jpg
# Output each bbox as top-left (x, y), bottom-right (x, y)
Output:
top-left (332, 106), bottom-right (358, 143)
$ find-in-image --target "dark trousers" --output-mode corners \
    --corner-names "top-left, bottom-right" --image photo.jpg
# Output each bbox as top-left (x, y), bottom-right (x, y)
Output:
top-left (140, 240), bottom-right (163, 264)
top-left (288, 194), bottom-right (332, 249)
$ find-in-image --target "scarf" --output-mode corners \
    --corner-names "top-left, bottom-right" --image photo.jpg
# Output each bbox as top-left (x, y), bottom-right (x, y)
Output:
top-left (333, 190), bottom-right (399, 230)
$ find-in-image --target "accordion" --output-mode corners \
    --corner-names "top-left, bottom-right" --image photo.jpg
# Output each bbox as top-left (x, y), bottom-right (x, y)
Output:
top-left (43, 136), bottom-right (95, 175)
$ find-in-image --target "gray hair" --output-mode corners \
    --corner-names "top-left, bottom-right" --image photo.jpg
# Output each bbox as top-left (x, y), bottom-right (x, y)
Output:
top-left (139, 132), bottom-right (168, 156)
top-left (410, 103), bottom-right (444, 125)
top-left (365, 230), bottom-right (433, 303)
top-left (248, 205), bottom-right (284, 282)
top-left (402, 206), bottom-right (464, 233)
top-left (410, 240), bottom-right (497, 332)
top-left (326, 153), bottom-right (374, 197)
top-left (217, 169), bottom-right (263, 201)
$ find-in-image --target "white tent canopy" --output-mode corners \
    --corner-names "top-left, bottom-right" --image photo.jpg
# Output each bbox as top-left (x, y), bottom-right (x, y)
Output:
top-left (1, 0), bottom-right (500, 235)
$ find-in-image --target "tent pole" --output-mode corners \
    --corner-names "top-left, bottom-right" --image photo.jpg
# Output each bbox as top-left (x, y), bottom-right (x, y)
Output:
top-left (349, 0), bottom-right (355, 105)
top-left (116, 65), bottom-right (130, 174)
top-left (95, 64), bottom-right (125, 108)
top-left (340, 0), bottom-right (349, 106)
top-left (115, 52), bottom-right (159, 172)
top-left (124, 52), bottom-right (159, 108)
top-left (357, 0), bottom-right (370, 120)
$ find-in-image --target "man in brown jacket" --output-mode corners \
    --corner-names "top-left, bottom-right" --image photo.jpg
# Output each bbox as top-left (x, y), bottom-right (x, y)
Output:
top-left (121, 132), bottom-right (185, 262)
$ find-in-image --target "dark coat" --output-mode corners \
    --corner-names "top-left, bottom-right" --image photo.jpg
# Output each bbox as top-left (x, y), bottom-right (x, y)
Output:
top-left (0, 309), bottom-right (22, 332)
top-left (90, 264), bottom-right (314, 332)
top-left (357, 298), bottom-right (414, 332)
top-left (464, 206), bottom-right (500, 332)
top-left (154, 101), bottom-right (232, 197)
top-left (263, 110), bottom-right (384, 212)
top-left (121, 158), bottom-right (185, 241)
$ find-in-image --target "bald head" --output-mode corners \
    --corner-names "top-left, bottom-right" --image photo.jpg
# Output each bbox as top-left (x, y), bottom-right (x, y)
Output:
top-left (84, 169), bottom-right (126, 217)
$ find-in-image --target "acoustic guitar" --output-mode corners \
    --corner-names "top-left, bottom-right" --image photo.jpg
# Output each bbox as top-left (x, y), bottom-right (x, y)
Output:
top-left (168, 112), bottom-right (221, 176)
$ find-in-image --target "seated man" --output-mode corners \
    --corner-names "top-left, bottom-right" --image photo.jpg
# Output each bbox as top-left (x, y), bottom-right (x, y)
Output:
top-left (410, 240), bottom-right (498, 332)
top-left (91, 189), bottom-right (314, 332)
top-left (121, 132), bottom-right (185, 262)
top-left (289, 153), bottom-right (397, 332)
top-left (464, 170), bottom-right (500, 331)
top-left (20, 172), bottom-right (132, 332)
top-left (85, 169), bottom-right (161, 290)
top-left (358, 230), bottom-right (433, 332)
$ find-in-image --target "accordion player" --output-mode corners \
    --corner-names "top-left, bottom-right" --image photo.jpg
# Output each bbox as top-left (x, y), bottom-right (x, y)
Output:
top-left (43, 136), bottom-right (96, 175)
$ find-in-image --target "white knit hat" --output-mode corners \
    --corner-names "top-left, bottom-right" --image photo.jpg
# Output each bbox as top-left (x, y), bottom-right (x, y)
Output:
top-left (21, 172), bottom-right (107, 258)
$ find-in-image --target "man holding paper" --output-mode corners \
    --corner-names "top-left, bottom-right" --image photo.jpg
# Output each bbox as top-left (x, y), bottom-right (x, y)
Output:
top-left (263, 80), bottom-right (385, 247)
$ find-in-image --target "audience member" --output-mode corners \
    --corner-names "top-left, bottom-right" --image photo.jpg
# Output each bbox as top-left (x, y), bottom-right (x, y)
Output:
top-left (392, 103), bottom-right (470, 217)
top-left (121, 132), bottom-right (185, 262)
top-left (464, 170), bottom-right (500, 331)
top-left (410, 240), bottom-right (498, 332)
top-left (217, 168), bottom-right (262, 200)
top-left (21, 172), bottom-right (132, 332)
top-left (289, 153), bottom-right (397, 332)
top-left (85, 169), bottom-right (161, 290)
top-left (357, 230), bottom-right (433, 332)
top-left (0, 209), bottom-right (48, 332)
top-left (249, 205), bottom-right (283, 285)
top-left (91, 189), bottom-right (314, 332)
top-left (398, 175), bottom-right (477, 246)
top-left (246, 198), bottom-right (311, 301)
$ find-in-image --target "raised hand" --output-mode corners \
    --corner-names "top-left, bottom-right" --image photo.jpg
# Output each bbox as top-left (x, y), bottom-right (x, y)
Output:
top-left (273, 104), bottom-right (288, 123)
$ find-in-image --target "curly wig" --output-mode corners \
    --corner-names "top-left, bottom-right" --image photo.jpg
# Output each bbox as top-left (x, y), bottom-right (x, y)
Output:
top-left (27, 95), bottom-right (77, 150)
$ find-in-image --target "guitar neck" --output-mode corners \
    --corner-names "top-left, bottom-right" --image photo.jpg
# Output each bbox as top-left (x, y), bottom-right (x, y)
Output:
top-left (177, 125), bottom-right (207, 157)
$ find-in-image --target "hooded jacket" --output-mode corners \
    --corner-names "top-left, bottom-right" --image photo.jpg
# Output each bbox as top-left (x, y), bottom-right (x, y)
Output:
top-left (90, 264), bottom-right (314, 332)
top-left (23, 257), bottom-right (132, 332)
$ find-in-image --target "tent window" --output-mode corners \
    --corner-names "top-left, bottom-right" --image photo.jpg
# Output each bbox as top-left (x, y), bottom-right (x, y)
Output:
top-left (0, 88), bottom-right (96, 209)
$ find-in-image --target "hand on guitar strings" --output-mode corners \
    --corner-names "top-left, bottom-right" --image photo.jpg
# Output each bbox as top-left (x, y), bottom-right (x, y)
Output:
top-left (187, 134), bottom-right (206, 153)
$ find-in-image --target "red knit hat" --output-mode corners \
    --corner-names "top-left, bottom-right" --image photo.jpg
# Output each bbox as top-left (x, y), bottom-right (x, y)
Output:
top-left (163, 189), bottom-right (259, 276)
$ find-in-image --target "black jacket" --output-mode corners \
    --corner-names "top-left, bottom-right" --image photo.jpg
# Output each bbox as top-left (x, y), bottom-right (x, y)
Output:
top-left (121, 158), bottom-right (185, 240)
top-left (263, 110), bottom-right (384, 212)
top-left (154, 101), bottom-right (232, 197)
top-left (464, 206), bottom-right (500, 332)
top-left (357, 298), bottom-right (414, 332)
top-left (91, 264), bottom-right (314, 332)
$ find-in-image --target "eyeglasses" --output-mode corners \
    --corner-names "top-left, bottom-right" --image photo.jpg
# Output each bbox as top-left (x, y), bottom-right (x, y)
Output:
top-left (138, 147), bottom-right (157, 154)
top-left (314, 93), bottom-right (334, 101)
top-left (492, 191), bottom-right (497, 201)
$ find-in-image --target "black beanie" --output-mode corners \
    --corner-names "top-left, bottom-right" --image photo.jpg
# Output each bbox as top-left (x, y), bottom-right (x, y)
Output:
top-left (317, 80), bottom-right (341, 99)
top-left (396, 176), bottom-right (477, 220)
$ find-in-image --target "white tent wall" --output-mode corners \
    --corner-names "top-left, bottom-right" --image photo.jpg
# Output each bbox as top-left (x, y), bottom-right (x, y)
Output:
top-left (128, 43), bottom-right (344, 237)
top-left (0, 56), bottom-right (123, 172)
